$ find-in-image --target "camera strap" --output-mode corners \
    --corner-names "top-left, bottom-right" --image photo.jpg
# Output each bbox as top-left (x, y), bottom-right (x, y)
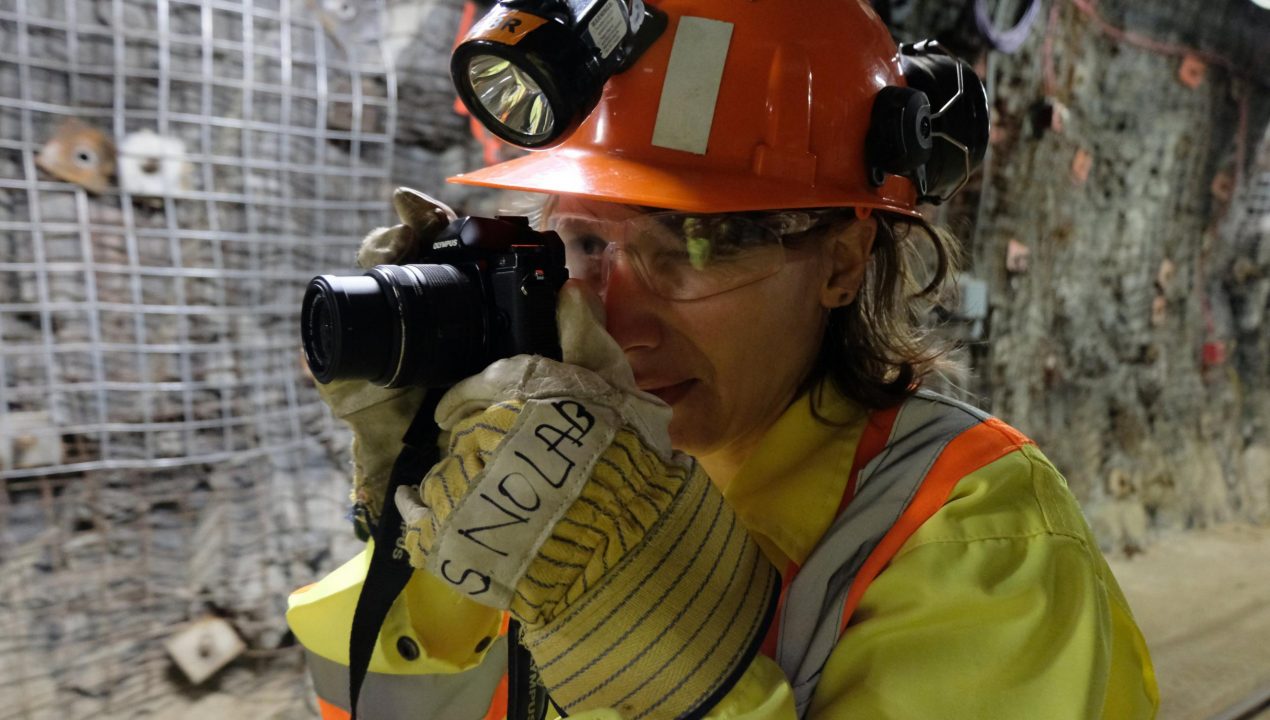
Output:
top-left (345, 388), bottom-right (549, 720)
top-left (347, 389), bottom-right (441, 720)
top-left (507, 617), bottom-right (553, 720)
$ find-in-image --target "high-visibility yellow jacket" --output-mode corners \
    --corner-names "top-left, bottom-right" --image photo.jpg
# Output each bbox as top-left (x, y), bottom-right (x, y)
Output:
top-left (288, 382), bottom-right (1159, 719)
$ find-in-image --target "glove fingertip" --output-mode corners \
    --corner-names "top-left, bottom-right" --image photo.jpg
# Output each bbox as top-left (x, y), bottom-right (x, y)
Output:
top-left (393, 186), bottom-right (457, 234)
top-left (395, 484), bottom-right (432, 525)
top-left (557, 282), bottom-right (630, 384)
top-left (558, 280), bottom-right (605, 323)
top-left (357, 224), bottom-right (416, 268)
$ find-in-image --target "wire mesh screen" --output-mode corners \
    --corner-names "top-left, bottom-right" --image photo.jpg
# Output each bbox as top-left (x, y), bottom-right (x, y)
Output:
top-left (0, 0), bottom-right (394, 715)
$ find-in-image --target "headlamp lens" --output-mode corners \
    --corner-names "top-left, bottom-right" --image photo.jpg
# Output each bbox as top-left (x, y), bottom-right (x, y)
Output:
top-left (452, 1), bottom-right (667, 149)
top-left (467, 53), bottom-right (556, 142)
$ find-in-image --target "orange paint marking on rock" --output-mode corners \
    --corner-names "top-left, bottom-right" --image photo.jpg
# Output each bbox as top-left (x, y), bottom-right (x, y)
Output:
top-left (1071, 148), bottom-right (1093, 185)
top-left (1178, 54), bottom-right (1206, 89)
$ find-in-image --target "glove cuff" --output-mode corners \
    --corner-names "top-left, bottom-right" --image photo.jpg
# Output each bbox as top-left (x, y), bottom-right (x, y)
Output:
top-left (520, 465), bottom-right (779, 719)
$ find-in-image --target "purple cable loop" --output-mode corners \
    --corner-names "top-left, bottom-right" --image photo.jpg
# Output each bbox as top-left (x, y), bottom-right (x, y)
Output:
top-left (973, 0), bottom-right (1042, 53)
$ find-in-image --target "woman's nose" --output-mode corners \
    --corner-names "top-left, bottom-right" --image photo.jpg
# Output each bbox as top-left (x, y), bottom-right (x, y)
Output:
top-left (601, 247), bottom-right (662, 352)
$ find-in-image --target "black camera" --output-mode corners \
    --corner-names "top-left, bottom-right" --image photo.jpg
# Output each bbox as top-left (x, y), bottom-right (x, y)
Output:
top-left (301, 215), bottom-right (568, 389)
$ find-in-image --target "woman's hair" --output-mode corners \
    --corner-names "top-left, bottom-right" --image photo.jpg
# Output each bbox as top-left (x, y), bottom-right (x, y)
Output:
top-left (804, 211), bottom-right (964, 411)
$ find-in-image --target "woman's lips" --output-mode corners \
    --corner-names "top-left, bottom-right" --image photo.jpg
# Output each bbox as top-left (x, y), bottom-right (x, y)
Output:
top-left (643, 380), bottom-right (695, 406)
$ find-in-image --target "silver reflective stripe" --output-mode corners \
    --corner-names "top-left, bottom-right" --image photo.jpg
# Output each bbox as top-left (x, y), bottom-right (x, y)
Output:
top-left (855, 390), bottom-right (990, 497)
top-left (306, 636), bottom-right (507, 719)
top-left (776, 391), bottom-right (987, 717)
top-left (914, 388), bottom-right (992, 423)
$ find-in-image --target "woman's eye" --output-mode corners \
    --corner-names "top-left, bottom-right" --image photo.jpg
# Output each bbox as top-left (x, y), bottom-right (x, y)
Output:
top-left (571, 234), bottom-right (608, 256)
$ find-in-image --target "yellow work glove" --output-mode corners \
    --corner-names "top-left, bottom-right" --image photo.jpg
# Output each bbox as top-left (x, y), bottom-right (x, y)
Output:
top-left (313, 187), bottom-right (454, 529)
top-left (395, 283), bottom-right (780, 720)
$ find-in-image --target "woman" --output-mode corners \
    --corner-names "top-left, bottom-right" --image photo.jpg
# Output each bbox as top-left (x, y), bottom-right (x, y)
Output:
top-left (289, 0), bottom-right (1159, 717)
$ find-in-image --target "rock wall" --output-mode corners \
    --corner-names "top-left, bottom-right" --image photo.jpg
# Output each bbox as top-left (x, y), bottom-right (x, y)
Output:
top-left (0, 0), bottom-right (388, 714)
top-left (892, 0), bottom-right (1270, 551)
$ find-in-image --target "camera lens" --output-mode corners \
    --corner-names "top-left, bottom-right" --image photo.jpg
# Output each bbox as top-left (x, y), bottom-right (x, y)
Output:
top-left (301, 274), bottom-right (395, 384)
top-left (382, 264), bottom-right (485, 388)
top-left (300, 264), bottom-right (485, 388)
top-left (306, 294), bottom-right (335, 373)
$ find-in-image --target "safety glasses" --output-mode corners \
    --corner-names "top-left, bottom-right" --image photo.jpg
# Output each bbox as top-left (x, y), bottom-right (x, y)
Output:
top-left (548, 209), bottom-right (836, 300)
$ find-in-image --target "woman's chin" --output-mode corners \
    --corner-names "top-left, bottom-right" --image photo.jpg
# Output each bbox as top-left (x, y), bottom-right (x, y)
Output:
top-left (667, 407), bottom-right (717, 457)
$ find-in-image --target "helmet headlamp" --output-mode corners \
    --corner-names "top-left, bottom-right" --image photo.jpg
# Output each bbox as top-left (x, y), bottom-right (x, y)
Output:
top-left (452, 0), bottom-right (668, 149)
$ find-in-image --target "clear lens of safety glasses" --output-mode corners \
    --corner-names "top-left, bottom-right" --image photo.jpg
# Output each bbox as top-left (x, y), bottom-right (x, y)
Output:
top-left (551, 211), bottom-right (807, 300)
top-left (467, 54), bottom-right (556, 141)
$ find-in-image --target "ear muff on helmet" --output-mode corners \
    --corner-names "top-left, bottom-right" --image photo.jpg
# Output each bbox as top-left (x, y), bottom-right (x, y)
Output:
top-left (867, 40), bottom-right (990, 205)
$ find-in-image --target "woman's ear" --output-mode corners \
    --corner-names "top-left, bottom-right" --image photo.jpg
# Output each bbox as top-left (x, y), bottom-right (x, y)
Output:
top-left (820, 216), bottom-right (877, 309)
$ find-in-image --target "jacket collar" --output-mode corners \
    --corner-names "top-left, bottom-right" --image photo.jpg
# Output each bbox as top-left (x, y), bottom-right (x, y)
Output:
top-left (722, 381), bottom-right (867, 569)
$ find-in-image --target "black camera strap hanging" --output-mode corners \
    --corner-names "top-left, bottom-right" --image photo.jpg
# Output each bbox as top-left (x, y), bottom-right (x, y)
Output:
top-left (346, 388), bottom-right (441, 720)
top-left (345, 387), bottom-right (549, 720)
top-left (507, 618), bottom-right (553, 720)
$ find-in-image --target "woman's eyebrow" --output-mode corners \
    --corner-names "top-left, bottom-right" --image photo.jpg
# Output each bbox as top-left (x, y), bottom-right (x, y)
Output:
top-left (553, 216), bottom-right (601, 231)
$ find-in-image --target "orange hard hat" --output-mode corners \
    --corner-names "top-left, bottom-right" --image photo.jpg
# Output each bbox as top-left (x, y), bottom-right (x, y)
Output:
top-left (448, 0), bottom-right (922, 216)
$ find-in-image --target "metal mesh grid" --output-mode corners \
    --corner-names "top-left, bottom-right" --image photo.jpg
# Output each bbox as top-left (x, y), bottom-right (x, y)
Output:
top-left (0, 0), bottom-right (394, 715)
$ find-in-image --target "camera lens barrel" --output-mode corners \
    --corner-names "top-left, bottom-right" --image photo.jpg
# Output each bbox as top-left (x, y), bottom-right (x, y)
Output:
top-left (301, 263), bottom-right (485, 388)
top-left (302, 274), bottom-right (394, 384)
top-left (379, 264), bottom-right (484, 388)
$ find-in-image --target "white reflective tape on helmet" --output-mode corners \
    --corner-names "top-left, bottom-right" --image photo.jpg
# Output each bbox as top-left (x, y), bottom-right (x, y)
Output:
top-left (651, 16), bottom-right (733, 155)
